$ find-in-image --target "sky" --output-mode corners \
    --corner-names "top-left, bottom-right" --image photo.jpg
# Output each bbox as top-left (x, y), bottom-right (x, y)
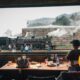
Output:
top-left (0, 5), bottom-right (80, 37)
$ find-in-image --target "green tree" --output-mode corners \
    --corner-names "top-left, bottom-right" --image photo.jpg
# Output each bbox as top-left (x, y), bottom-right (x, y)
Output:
top-left (53, 15), bottom-right (71, 26)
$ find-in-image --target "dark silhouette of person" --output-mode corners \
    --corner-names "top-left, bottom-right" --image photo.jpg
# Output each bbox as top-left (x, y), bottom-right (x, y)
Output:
top-left (67, 40), bottom-right (80, 71)
top-left (57, 40), bottom-right (80, 80)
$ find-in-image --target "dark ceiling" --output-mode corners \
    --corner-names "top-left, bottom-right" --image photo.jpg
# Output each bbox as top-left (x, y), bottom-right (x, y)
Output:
top-left (0, 0), bottom-right (80, 7)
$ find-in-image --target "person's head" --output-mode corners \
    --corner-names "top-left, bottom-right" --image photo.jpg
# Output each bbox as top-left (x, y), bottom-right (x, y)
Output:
top-left (71, 40), bottom-right (80, 49)
top-left (22, 55), bottom-right (26, 59)
top-left (17, 57), bottom-right (21, 61)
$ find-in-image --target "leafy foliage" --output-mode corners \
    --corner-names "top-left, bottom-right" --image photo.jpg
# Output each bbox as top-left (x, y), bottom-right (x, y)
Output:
top-left (53, 15), bottom-right (71, 25)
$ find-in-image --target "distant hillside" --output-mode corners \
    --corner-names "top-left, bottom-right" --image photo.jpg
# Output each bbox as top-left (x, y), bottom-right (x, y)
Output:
top-left (27, 12), bottom-right (80, 27)
top-left (27, 18), bottom-right (55, 27)
top-left (53, 12), bottom-right (80, 26)
top-left (70, 12), bottom-right (80, 26)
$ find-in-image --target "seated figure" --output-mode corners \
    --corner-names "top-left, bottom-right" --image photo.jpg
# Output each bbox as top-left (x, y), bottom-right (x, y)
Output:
top-left (57, 40), bottom-right (80, 80)
top-left (66, 40), bottom-right (80, 71)
top-left (24, 44), bottom-right (29, 52)
top-left (16, 55), bottom-right (29, 68)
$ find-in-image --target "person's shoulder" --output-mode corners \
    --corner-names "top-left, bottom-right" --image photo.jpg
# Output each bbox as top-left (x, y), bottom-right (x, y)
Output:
top-left (78, 49), bottom-right (80, 51)
top-left (70, 49), bottom-right (80, 52)
top-left (69, 50), bottom-right (74, 53)
top-left (78, 49), bottom-right (80, 53)
top-left (68, 50), bottom-right (76, 55)
top-left (69, 49), bottom-right (80, 54)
